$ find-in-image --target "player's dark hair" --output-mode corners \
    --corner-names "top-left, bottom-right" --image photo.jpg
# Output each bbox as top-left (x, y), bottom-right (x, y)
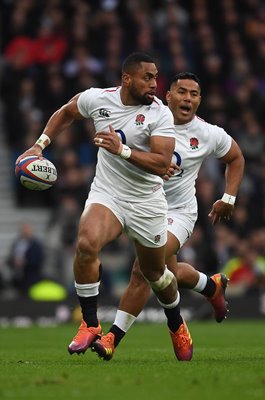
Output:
top-left (170, 72), bottom-right (201, 90)
top-left (122, 52), bottom-right (156, 74)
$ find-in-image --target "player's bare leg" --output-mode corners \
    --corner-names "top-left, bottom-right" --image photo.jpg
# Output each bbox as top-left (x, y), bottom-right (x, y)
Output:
top-left (92, 241), bottom-right (193, 361)
top-left (135, 241), bottom-right (192, 361)
top-left (119, 259), bottom-right (151, 315)
top-left (68, 204), bottom-right (122, 355)
top-left (93, 230), bottom-right (228, 359)
top-left (168, 257), bottom-right (229, 322)
top-left (164, 232), bottom-right (228, 322)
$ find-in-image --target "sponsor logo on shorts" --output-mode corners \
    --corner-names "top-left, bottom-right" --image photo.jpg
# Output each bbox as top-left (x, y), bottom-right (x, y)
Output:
top-left (135, 114), bottom-right (145, 125)
top-left (190, 137), bottom-right (199, 150)
top-left (167, 218), bottom-right (174, 225)
top-left (154, 235), bottom-right (161, 243)
top-left (99, 108), bottom-right (111, 118)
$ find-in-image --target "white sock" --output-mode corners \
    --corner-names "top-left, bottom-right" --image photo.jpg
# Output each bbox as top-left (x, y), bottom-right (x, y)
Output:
top-left (193, 272), bottom-right (207, 292)
top-left (157, 290), bottom-right (180, 309)
top-left (114, 310), bottom-right (137, 332)
top-left (75, 281), bottom-right (100, 297)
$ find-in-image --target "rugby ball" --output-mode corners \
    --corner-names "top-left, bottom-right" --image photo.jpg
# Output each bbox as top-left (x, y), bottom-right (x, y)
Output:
top-left (15, 156), bottom-right (57, 191)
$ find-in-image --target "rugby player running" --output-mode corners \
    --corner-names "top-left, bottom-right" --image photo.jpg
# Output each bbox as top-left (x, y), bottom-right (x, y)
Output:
top-left (16, 55), bottom-right (194, 362)
top-left (91, 72), bottom-right (245, 361)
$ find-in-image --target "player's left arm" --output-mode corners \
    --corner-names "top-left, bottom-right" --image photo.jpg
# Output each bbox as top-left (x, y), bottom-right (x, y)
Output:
top-left (208, 138), bottom-right (245, 225)
top-left (127, 134), bottom-right (175, 176)
top-left (94, 125), bottom-right (175, 176)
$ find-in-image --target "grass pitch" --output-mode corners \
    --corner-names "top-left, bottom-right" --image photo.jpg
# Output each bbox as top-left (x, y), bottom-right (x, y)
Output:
top-left (0, 321), bottom-right (264, 400)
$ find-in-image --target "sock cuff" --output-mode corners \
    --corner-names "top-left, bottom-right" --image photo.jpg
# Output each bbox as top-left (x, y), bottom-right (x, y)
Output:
top-left (114, 310), bottom-right (137, 332)
top-left (149, 267), bottom-right (175, 292)
top-left (75, 281), bottom-right (100, 297)
top-left (157, 291), bottom-right (180, 309)
top-left (193, 272), bottom-right (207, 292)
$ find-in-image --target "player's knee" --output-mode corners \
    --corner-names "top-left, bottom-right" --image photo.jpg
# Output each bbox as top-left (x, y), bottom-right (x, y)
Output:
top-left (130, 266), bottom-right (149, 290)
top-left (147, 267), bottom-right (175, 292)
top-left (76, 235), bottom-right (99, 263)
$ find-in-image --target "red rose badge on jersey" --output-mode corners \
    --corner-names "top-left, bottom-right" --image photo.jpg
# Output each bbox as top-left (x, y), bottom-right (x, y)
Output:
top-left (135, 114), bottom-right (145, 125)
top-left (190, 137), bottom-right (199, 150)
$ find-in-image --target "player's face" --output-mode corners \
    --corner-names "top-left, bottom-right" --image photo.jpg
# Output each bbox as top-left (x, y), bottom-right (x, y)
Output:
top-left (166, 79), bottom-right (201, 124)
top-left (127, 62), bottom-right (158, 105)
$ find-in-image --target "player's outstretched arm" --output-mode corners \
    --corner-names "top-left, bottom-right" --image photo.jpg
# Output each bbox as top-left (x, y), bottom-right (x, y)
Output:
top-left (16, 94), bottom-right (84, 165)
top-left (208, 139), bottom-right (245, 225)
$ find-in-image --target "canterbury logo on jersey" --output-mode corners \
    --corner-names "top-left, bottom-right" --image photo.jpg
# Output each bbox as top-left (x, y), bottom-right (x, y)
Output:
top-left (99, 108), bottom-right (111, 118)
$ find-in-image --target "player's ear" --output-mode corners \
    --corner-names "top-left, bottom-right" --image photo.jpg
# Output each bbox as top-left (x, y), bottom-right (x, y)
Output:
top-left (122, 73), bottom-right (131, 87)
top-left (165, 90), bottom-right (171, 104)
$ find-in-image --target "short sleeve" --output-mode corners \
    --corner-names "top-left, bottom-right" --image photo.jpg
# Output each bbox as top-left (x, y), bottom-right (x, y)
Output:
top-left (77, 88), bottom-right (97, 118)
top-left (211, 125), bottom-right (232, 158)
top-left (151, 106), bottom-right (175, 138)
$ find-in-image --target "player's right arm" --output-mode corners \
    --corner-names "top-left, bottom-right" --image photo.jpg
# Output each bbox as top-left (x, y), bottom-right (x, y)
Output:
top-left (15, 94), bottom-right (84, 164)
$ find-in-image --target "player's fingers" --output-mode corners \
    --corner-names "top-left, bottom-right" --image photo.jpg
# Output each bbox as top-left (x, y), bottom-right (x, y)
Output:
top-left (208, 211), bottom-right (215, 224)
top-left (172, 164), bottom-right (181, 171)
top-left (94, 136), bottom-right (106, 145)
top-left (210, 216), bottom-right (216, 225)
top-left (167, 167), bottom-right (175, 176)
top-left (16, 151), bottom-right (42, 165)
top-left (211, 216), bottom-right (218, 225)
top-left (109, 124), bottom-right (115, 133)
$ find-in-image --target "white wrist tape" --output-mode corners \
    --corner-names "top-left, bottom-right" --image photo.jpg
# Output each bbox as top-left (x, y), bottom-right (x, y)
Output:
top-left (119, 144), bottom-right (131, 160)
top-left (221, 193), bottom-right (236, 205)
top-left (35, 133), bottom-right (51, 150)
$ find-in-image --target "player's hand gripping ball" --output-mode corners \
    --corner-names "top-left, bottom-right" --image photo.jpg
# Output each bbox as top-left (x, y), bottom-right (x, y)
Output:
top-left (15, 156), bottom-right (57, 191)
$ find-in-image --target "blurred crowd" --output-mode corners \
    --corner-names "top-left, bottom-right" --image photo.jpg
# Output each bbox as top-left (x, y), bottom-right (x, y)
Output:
top-left (1, 0), bottom-right (265, 299)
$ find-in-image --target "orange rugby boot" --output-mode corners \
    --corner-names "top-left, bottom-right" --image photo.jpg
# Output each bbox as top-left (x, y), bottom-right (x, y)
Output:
top-left (169, 320), bottom-right (193, 361)
top-left (206, 273), bottom-right (229, 323)
top-left (68, 319), bottom-right (102, 355)
top-left (91, 332), bottom-right (115, 361)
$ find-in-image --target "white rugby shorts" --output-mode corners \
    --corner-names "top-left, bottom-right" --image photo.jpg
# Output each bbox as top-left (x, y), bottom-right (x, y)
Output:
top-left (167, 199), bottom-right (198, 248)
top-left (85, 188), bottom-right (168, 248)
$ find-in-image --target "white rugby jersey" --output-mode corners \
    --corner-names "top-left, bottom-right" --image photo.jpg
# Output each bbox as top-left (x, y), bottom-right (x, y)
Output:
top-left (165, 116), bottom-right (232, 210)
top-left (77, 87), bottom-right (175, 202)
